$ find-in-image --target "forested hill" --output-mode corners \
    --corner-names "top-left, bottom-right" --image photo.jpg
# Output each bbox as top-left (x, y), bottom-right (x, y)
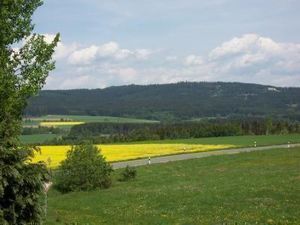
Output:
top-left (25, 82), bottom-right (300, 121)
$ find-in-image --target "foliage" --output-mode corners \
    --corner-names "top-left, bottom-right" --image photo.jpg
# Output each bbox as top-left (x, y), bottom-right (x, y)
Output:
top-left (119, 166), bottom-right (137, 181)
top-left (0, 0), bottom-right (59, 224)
top-left (0, 146), bottom-right (50, 224)
top-left (55, 144), bottom-right (113, 193)
top-left (25, 82), bottom-right (300, 121)
top-left (56, 119), bottom-right (300, 145)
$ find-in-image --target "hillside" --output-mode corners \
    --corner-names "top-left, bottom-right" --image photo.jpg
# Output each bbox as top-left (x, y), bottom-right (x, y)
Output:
top-left (25, 82), bottom-right (300, 120)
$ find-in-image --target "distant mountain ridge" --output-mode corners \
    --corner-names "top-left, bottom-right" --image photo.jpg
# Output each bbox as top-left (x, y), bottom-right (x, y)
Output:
top-left (25, 82), bottom-right (300, 121)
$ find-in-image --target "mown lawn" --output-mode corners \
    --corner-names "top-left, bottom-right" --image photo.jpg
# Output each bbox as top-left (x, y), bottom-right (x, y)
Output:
top-left (46, 147), bottom-right (300, 225)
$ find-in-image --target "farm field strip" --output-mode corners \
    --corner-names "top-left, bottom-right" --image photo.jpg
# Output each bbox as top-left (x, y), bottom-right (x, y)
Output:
top-left (23, 115), bottom-right (159, 128)
top-left (33, 144), bottom-right (236, 168)
top-left (20, 134), bottom-right (60, 144)
top-left (39, 121), bottom-right (85, 127)
top-left (31, 134), bottom-right (300, 168)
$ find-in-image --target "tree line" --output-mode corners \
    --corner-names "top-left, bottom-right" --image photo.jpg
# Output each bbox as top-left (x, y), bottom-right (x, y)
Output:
top-left (44, 118), bottom-right (300, 145)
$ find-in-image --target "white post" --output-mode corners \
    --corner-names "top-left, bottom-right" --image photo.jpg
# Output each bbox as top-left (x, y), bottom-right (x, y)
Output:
top-left (43, 182), bottom-right (52, 218)
top-left (45, 192), bottom-right (48, 217)
top-left (148, 157), bottom-right (151, 165)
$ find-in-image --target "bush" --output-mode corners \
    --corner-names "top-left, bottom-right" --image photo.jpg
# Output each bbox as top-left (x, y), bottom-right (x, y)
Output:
top-left (119, 166), bottom-right (137, 181)
top-left (55, 144), bottom-right (113, 193)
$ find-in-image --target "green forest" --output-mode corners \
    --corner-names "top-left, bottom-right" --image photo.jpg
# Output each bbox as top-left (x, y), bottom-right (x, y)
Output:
top-left (25, 82), bottom-right (300, 121)
top-left (23, 118), bottom-right (299, 145)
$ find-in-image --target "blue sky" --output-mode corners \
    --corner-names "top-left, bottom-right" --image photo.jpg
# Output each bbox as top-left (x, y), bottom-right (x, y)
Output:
top-left (32, 0), bottom-right (300, 89)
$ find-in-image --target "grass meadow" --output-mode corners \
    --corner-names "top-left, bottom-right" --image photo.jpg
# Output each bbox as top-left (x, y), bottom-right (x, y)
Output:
top-left (135, 133), bottom-right (300, 145)
top-left (46, 147), bottom-right (300, 225)
top-left (20, 134), bottom-right (59, 144)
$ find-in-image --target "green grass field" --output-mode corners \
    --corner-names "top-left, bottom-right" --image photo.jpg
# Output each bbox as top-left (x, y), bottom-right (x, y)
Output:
top-left (23, 115), bottom-right (158, 127)
top-left (110, 134), bottom-right (300, 147)
top-left (20, 134), bottom-right (59, 144)
top-left (46, 147), bottom-right (300, 225)
top-left (101, 134), bottom-right (300, 147)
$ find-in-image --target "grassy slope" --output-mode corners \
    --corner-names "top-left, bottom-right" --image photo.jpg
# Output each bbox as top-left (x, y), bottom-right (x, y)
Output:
top-left (46, 147), bottom-right (300, 225)
top-left (19, 134), bottom-right (59, 144)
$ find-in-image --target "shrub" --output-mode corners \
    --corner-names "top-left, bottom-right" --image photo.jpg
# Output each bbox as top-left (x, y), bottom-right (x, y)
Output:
top-left (119, 166), bottom-right (137, 181)
top-left (55, 144), bottom-right (113, 193)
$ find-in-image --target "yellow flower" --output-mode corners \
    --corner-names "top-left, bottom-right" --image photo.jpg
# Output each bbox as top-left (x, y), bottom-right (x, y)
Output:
top-left (32, 144), bottom-right (236, 168)
top-left (39, 121), bottom-right (85, 127)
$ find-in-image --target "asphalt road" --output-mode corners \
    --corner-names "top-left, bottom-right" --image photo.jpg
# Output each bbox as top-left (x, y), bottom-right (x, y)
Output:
top-left (111, 143), bottom-right (300, 169)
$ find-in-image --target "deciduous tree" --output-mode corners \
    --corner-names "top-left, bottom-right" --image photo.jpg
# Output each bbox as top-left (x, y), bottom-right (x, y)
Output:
top-left (0, 1), bottom-right (59, 224)
top-left (55, 144), bottom-right (113, 193)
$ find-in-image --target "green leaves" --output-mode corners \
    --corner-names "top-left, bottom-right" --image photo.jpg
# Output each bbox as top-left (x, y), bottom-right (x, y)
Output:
top-left (55, 144), bottom-right (113, 193)
top-left (119, 165), bottom-right (137, 182)
top-left (15, 33), bottom-right (60, 97)
top-left (0, 0), bottom-right (58, 224)
top-left (0, 0), bottom-right (43, 45)
top-left (0, 145), bottom-right (50, 224)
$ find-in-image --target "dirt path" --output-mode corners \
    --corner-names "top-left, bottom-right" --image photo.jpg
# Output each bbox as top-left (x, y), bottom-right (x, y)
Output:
top-left (111, 143), bottom-right (300, 169)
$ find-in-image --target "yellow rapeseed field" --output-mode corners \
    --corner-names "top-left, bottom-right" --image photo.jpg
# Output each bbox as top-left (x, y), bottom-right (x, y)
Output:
top-left (39, 121), bottom-right (85, 127)
top-left (32, 144), bottom-right (236, 168)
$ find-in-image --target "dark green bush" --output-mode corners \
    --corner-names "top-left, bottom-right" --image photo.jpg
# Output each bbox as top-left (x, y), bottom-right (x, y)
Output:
top-left (119, 166), bottom-right (137, 181)
top-left (55, 144), bottom-right (113, 193)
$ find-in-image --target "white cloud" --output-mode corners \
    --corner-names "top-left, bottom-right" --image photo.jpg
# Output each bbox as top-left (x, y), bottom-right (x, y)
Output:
top-left (108, 67), bottom-right (138, 82)
top-left (68, 45), bottom-right (99, 65)
top-left (97, 42), bottom-right (119, 57)
top-left (135, 49), bottom-right (153, 60)
top-left (184, 54), bottom-right (204, 66)
top-left (45, 33), bottom-right (300, 89)
top-left (209, 34), bottom-right (260, 59)
top-left (66, 41), bottom-right (153, 65)
top-left (43, 34), bottom-right (78, 60)
top-left (165, 56), bottom-right (178, 62)
top-left (114, 49), bottom-right (133, 60)
top-left (207, 34), bottom-right (300, 84)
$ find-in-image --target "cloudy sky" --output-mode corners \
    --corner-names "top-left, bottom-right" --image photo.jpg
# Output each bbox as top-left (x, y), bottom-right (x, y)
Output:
top-left (32, 0), bottom-right (300, 89)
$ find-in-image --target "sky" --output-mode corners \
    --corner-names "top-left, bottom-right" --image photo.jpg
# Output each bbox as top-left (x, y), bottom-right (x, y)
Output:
top-left (32, 0), bottom-right (300, 89)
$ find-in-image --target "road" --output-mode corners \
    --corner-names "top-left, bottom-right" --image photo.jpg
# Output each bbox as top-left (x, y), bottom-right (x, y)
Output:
top-left (111, 143), bottom-right (300, 169)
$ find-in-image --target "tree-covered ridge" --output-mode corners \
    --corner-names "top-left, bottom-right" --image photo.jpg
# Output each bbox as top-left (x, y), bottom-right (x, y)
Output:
top-left (25, 82), bottom-right (300, 120)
